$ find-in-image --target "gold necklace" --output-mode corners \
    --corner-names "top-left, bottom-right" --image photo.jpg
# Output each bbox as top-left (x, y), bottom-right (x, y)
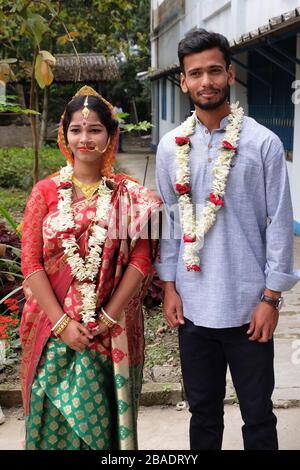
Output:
top-left (72, 175), bottom-right (101, 199)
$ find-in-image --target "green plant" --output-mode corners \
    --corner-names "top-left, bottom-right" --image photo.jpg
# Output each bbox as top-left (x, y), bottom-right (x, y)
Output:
top-left (0, 146), bottom-right (64, 190)
top-left (0, 94), bottom-right (39, 116)
top-left (0, 222), bottom-right (24, 311)
top-left (0, 188), bottom-right (28, 216)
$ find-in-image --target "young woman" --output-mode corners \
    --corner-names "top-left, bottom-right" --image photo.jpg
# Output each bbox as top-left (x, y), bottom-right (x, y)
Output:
top-left (20, 86), bottom-right (161, 450)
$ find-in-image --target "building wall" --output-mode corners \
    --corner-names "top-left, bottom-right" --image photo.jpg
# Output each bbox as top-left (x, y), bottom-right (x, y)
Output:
top-left (201, 0), bottom-right (299, 39)
top-left (291, 34), bottom-right (300, 233)
top-left (0, 124), bottom-right (32, 147)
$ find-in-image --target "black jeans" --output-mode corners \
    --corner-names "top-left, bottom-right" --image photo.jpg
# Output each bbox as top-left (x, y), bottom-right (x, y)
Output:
top-left (178, 318), bottom-right (278, 450)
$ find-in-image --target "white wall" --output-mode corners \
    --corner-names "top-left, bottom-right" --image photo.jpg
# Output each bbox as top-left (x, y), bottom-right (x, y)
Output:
top-left (157, 22), bottom-right (181, 67)
top-left (291, 35), bottom-right (300, 228)
top-left (201, 0), bottom-right (299, 40)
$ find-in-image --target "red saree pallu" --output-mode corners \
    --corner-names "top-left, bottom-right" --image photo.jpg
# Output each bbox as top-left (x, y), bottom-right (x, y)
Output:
top-left (20, 174), bottom-right (161, 449)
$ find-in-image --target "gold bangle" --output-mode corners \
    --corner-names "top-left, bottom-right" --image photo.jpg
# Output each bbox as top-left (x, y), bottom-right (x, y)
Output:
top-left (51, 313), bottom-right (67, 332)
top-left (101, 307), bottom-right (117, 324)
top-left (53, 315), bottom-right (71, 337)
top-left (98, 313), bottom-right (114, 328)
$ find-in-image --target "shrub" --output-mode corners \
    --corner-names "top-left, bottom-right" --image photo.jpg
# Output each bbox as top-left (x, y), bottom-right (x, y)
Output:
top-left (0, 146), bottom-right (65, 190)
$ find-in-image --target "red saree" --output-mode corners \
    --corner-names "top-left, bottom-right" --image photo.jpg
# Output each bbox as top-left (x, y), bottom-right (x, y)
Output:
top-left (20, 173), bottom-right (161, 449)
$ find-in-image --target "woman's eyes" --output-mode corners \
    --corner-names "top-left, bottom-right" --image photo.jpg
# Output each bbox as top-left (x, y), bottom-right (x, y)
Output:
top-left (70, 129), bottom-right (101, 133)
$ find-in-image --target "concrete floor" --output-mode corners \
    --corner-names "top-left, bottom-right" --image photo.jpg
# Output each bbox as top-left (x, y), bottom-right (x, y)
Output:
top-left (138, 405), bottom-right (300, 450)
top-left (1, 404), bottom-right (300, 450)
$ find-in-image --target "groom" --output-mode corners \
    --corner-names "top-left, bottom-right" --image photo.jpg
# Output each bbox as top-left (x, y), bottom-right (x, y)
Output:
top-left (155, 28), bottom-right (299, 450)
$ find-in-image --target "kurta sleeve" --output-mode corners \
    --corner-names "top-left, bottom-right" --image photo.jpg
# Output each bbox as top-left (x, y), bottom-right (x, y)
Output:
top-left (128, 238), bottom-right (152, 278)
top-left (263, 137), bottom-right (299, 291)
top-left (21, 182), bottom-right (49, 280)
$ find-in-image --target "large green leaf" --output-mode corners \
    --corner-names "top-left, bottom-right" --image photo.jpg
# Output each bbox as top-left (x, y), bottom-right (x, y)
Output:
top-left (0, 206), bottom-right (18, 231)
top-left (26, 13), bottom-right (49, 45)
top-left (0, 271), bottom-right (24, 279)
top-left (0, 103), bottom-right (39, 114)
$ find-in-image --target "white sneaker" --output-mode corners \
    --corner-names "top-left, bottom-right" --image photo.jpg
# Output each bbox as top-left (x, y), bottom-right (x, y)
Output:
top-left (0, 405), bottom-right (5, 425)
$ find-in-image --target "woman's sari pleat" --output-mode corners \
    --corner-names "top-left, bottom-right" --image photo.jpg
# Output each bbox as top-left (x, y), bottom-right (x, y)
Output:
top-left (25, 337), bottom-right (117, 450)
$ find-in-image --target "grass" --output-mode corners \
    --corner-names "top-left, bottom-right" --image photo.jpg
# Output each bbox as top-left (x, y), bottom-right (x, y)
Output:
top-left (143, 306), bottom-right (180, 371)
top-left (0, 187), bottom-right (28, 216)
top-left (0, 145), bottom-right (65, 223)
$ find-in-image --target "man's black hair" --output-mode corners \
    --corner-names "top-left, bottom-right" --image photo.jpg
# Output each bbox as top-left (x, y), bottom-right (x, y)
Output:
top-left (178, 28), bottom-right (231, 73)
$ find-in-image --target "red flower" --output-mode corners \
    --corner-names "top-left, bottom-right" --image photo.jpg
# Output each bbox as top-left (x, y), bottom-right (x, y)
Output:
top-left (58, 228), bottom-right (75, 239)
top-left (209, 193), bottom-right (224, 206)
top-left (87, 321), bottom-right (98, 329)
top-left (8, 305), bottom-right (19, 313)
top-left (187, 264), bottom-right (201, 272)
top-left (223, 140), bottom-right (236, 151)
top-left (58, 182), bottom-right (72, 190)
top-left (176, 183), bottom-right (191, 195)
top-left (175, 136), bottom-right (191, 146)
top-left (183, 234), bottom-right (196, 243)
top-left (4, 299), bottom-right (19, 313)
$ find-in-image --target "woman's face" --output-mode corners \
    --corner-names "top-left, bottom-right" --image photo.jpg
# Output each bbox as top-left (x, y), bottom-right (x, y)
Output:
top-left (67, 109), bottom-right (109, 163)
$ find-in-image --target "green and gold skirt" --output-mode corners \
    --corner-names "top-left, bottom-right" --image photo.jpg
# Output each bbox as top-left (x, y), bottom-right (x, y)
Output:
top-left (25, 337), bottom-right (117, 450)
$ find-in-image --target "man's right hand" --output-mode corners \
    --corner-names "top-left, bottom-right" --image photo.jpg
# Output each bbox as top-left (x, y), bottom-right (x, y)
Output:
top-left (163, 282), bottom-right (185, 328)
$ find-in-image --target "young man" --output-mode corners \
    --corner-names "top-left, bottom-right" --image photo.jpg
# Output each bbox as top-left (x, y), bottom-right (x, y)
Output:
top-left (155, 29), bottom-right (299, 450)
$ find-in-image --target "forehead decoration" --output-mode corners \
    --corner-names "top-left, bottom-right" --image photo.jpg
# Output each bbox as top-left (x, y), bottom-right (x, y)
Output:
top-left (81, 96), bottom-right (90, 119)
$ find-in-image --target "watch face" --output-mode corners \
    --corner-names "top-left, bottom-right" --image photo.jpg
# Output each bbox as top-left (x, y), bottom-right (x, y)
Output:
top-left (277, 297), bottom-right (284, 311)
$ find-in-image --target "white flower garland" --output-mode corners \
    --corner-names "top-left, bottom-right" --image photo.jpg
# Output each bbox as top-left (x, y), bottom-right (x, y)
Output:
top-left (58, 164), bottom-right (113, 325)
top-left (175, 103), bottom-right (244, 271)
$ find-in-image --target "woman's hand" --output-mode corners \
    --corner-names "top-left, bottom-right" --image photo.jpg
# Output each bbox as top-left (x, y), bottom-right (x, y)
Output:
top-left (60, 319), bottom-right (94, 352)
top-left (88, 319), bottom-right (110, 337)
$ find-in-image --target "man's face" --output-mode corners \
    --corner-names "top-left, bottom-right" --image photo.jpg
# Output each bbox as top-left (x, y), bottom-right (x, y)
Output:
top-left (180, 47), bottom-right (235, 110)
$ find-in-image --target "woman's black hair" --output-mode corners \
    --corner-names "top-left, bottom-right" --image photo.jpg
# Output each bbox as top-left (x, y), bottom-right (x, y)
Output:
top-left (63, 95), bottom-right (118, 142)
top-left (178, 28), bottom-right (231, 73)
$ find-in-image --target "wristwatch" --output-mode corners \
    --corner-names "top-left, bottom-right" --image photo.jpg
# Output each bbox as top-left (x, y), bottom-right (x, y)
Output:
top-left (260, 293), bottom-right (284, 311)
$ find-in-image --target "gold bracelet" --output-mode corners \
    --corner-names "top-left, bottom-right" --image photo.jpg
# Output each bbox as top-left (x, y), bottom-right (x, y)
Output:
top-left (51, 313), bottom-right (67, 332)
top-left (53, 315), bottom-right (71, 337)
top-left (98, 313), bottom-right (115, 328)
top-left (101, 307), bottom-right (117, 324)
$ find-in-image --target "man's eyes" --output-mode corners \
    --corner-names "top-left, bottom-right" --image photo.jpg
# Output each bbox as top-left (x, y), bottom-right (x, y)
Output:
top-left (210, 68), bottom-right (223, 74)
top-left (190, 69), bottom-right (223, 77)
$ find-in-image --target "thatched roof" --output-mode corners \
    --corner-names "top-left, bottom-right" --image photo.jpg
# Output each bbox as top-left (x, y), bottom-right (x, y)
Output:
top-left (53, 53), bottom-right (119, 82)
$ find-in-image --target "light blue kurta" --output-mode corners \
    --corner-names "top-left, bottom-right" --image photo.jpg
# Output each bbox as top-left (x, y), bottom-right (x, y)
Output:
top-left (155, 113), bottom-right (299, 328)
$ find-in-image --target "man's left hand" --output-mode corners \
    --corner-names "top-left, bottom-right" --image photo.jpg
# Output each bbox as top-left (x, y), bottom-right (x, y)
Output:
top-left (247, 302), bottom-right (279, 342)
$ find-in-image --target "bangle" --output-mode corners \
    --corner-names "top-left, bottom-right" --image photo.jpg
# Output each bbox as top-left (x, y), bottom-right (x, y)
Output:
top-left (101, 307), bottom-right (117, 325)
top-left (98, 313), bottom-right (115, 328)
top-left (51, 313), bottom-right (67, 332)
top-left (52, 314), bottom-right (71, 337)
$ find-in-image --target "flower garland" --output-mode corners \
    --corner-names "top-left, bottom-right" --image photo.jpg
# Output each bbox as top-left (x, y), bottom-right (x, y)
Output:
top-left (175, 102), bottom-right (244, 272)
top-left (57, 164), bottom-right (113, 326)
